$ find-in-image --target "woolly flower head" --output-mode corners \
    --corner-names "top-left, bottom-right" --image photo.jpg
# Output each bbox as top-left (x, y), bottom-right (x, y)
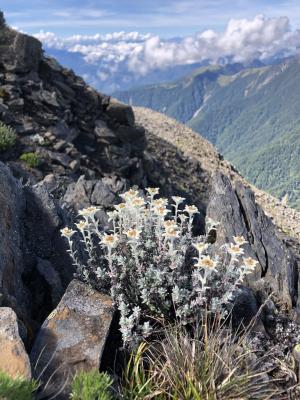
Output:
top-left (101, 233), bottom-right (118, 248)
top-left (243, 257), bottom-right (259, 271)
top-left (75, 220), bottom-right (89, 231)
top-left (115, 203), bottom-right (126, 212)
top-left (120, 189), bottom-right (139, 201)
top-left (193, 242), bottom-right (209, 254)
top-left (153, 198), bottom-right (168, 207)
top-left (131, 197), bottom-right (145, 208)
top-left (195, 255), bottom-right (217, 269)
top-left (146, 187), bottom-right (159, 196)
top-left (163, 226), bottom-right (179, 239)
top-left (124, 228), bottom-right (141, 240)
top-left (61, 227), bottom-right (76, 238)
top-left (228, 243), bottom-right (244, 256)
top-left (233, 235), bottom-right (248, 246)
top-left (163, 220), bottom-right (177, 229)
top-left (184, 205), bottom-right (199, 215)
top-left (172, 196), bottom-right (185, 205)
top-left (154, 206), bottom-right (169, 217)
top-left (78, 206), bottom-right (99, 219)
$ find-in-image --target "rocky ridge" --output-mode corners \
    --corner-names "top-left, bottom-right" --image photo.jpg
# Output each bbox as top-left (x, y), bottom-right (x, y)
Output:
top-left (0, 12), bottom-right (300, 397)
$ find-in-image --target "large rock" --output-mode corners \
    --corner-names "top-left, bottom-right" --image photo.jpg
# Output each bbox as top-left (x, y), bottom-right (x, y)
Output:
top-left (0, 163), bottom-right (29, 317)
top-left (63, 175), bottom-right (118, 211)
top-left (207, 173), bottom-right (299, 307)
top-left (30, 280), bottom-right (114, 399)
top-left (0, 15), bottom-right (42, 72)
top-left (0, 307), bottom-right (31, 380)
top-left (106, 98), bottom-right (135, 127)
top-left (0, 161), bottom-right (72, 328)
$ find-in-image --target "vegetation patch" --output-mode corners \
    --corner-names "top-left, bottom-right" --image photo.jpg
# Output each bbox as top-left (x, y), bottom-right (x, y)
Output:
top-left (61, 187), bottom-right (258, 346)
top-left (19, 152), bottom-right (40, 168)
top-left (70, 370), bottom-right (113, 400)
top-left (0, 121), bottom-right (17, 151)
top-left (0, 371), bottom-right (38, 400)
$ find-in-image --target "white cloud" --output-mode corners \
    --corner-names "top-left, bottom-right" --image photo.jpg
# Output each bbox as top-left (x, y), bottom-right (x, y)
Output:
top-left (128, 15), bottom-right (300, 73)
top-left (33, 15), bottom-right (300, 91)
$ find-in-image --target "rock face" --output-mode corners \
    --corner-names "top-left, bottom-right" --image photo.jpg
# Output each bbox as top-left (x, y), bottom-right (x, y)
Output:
top-left (0, 14), bottom-right (146, 187)
top-left (0, 163), bottom-right (29, 317)
top-left (0, 307), bottom-right (31, 380)
top-left (0, 161), bottom-right (72, 335)
top-left (30, 280), bottom-right (114, 399)
top-left (207, 173), bottom-right (300, 307)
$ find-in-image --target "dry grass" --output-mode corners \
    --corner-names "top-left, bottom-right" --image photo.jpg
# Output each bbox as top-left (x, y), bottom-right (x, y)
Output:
top-left (121, 316), bottom-right (285, 400)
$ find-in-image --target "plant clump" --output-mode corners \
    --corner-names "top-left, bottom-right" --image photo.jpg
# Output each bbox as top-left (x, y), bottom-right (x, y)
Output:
top-left (121, 321), bottom-right (282, 400)
top-left (0, 121), bottom-right (17, 152)
top-left (19, 152), bottom-right (40, 168)
top-left (0, 371), bottom-right (38, 400)
top-left (61, 188), bottom-right (258, 346)
top-left (70, 370), bottom-right (113, 400)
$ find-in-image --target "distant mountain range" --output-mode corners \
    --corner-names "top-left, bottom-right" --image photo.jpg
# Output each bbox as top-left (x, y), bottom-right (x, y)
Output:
top-left (115, 57), bottom-right (300, 209)
top-left (45, 48), bottom-right (207, 93)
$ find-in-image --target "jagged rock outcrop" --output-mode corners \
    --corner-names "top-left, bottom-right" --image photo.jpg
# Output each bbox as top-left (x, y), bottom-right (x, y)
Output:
top-left (207, 173), bottom-right (300, 307)
top-left (0, 161), bottom-right (72, 335)
top-left (0, 162), bottom-right (29, 317)
top-left (0, 307), bottom-right (31, 380)
top-left (30, 280), bottom-right (114, 399)
top-left (0, 12), bottom-right (146, 188)
top-left (0, 14), bottom-right (150, 340)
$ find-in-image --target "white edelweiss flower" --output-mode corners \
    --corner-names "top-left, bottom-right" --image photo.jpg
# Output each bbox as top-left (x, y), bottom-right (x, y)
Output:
top-left (154, 206), bottom-right (169, 217)
top-left (172, 196), bottom-right (185, 204)
top-left (194, 256), bottom-right (217, 269)
top-left (75, 220), bottom-right (88, 231)
top-left (233, 235), bottom-right (248, 246)
top-left (120, 189), bottom-right (139, 200)
top-left (163, 226), bottom-right (179, 238)
top-left (163, 220), bottom-right (177, 229)
top-left (193, 242), bottom-right (209, 254)
top-left (101, 233), bottom-right (119, 248)
top-left (243, 257), bottom-right (259, 272)
top-left (78, 206), bottom-right (99, 219)
top-left (124, 228), bottom-right (141, 240)
top-left (178, 213), bottom-right (188, 222)
top-left (146, 187), bottom-right (159, 196)
top-left (115, 203), bottom-right (127, 212)
top-left (153, 198), bottom-right (168, 207)
top-left (184, 205), bottom-right (199, 215)
top-left (61, 227), bottom-right (76, 238)
top-left (228, 244), bottom-right (244, 256)
top-left (131, 196), bottom-right (146, 207)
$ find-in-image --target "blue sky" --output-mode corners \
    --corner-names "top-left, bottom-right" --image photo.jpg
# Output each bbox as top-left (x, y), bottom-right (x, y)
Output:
top-left (2, 0), bottom-right (300, 37)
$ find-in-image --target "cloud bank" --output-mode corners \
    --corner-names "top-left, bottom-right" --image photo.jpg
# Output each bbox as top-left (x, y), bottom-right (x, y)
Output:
top-left (34, 15), bottom-right (300, 91)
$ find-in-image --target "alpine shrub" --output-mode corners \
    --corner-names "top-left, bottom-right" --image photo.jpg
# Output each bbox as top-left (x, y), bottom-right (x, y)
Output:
top-left (61, 188), bottom-right (258, 346)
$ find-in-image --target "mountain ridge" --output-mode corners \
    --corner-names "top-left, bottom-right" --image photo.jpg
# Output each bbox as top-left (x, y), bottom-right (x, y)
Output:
top-left (115, 58), bottom-right (300, 209)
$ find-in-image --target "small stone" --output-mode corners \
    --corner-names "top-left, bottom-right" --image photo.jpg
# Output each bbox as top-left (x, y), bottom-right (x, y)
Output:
top-left (53, 139), bottom-right (67, 152)
top-left (0, 307), bottom-right (31, 380)
top-left (69, 159), bottom-right (80, 171)
top-left (44, 131), bottom-right (53, 139)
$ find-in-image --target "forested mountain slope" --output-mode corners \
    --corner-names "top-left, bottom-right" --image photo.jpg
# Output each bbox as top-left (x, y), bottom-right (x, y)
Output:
top-left (115, 58), bottom-right (300, 209)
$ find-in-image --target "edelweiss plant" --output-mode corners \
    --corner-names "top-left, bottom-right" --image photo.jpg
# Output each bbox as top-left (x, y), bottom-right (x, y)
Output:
top-left (61, 188), bottom-right (258, 346)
